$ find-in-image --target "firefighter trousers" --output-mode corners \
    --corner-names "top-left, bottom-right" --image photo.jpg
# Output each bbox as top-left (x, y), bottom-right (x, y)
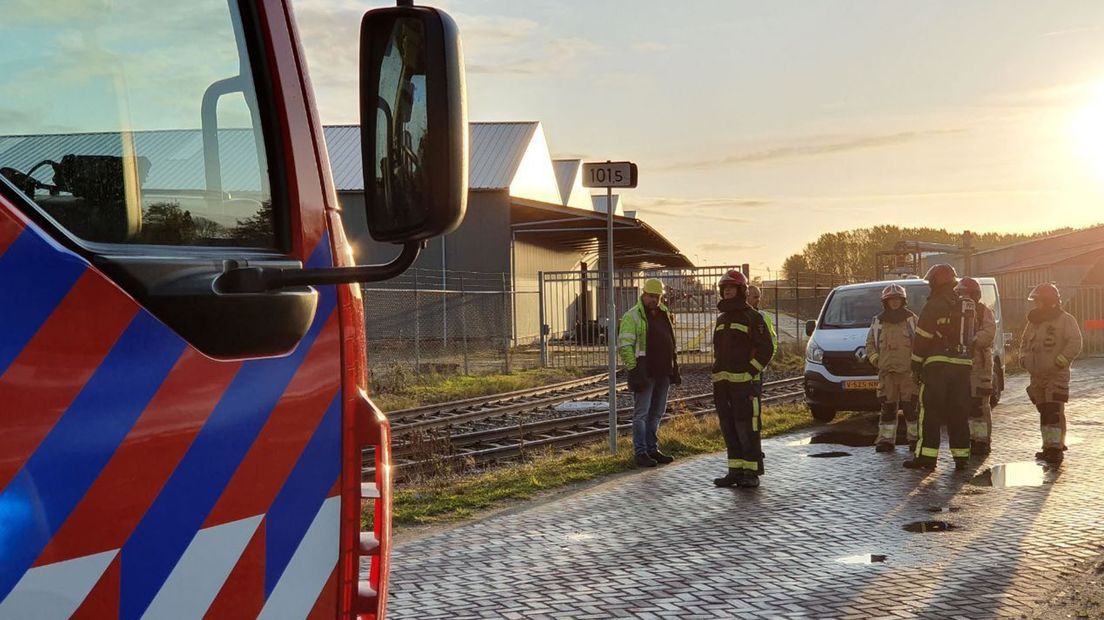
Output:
top-left (969, 396), bottom-right (992, 444)
top-left (916, 363), bottom-right (972, 461)
top-left (1036, 402), bottom-right (1067, 450)
top-left (877, 398), bottom-right (919, 445)
top-left (714, 382), bottom-right (763, 474)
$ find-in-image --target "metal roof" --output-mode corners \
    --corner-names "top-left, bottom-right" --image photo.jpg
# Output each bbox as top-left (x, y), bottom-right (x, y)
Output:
top-left (323, 122), bottom-right (540, 192)
top-left (321, 125), bottom-right (363, 192)
top-left (0, 129), bottom-right (264, 192)
top-left (468, 122), bottom-right (539, 190)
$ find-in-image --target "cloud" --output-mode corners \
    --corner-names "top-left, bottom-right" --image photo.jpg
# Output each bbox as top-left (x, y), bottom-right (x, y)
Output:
top-left (468, 36), bottom-right (603, 76)
top-left (638, 210), bottom-right (749, 225)
top-left (1041, 26), bottom-right (1103, 38)
top-left (636, 196), bottom-right (771, 211)
top-left (657, 129), bottom-right (967, 171)
top-left (632, 42), bottom-right (672, 53)
top-left (699, 241), bottom-right (763, 253)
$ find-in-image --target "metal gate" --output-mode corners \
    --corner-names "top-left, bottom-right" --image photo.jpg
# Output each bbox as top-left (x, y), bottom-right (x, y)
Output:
top-left (537, 267), bottom-right (845, 368)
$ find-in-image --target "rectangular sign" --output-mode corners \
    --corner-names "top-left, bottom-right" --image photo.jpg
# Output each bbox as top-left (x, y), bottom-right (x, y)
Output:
top-left (582, 161), bottom-right (638, 188)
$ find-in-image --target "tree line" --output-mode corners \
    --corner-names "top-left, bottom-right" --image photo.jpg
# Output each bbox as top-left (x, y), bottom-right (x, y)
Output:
top-left (781, 225), bottom-right (1075, 281)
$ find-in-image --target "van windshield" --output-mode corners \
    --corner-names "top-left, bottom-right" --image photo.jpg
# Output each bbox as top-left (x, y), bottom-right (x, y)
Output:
top-left (820, 284), bottom-right (929, 329)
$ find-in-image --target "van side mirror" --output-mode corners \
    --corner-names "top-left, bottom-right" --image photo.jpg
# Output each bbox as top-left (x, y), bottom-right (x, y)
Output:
top-left (805, 320), bottom-right (816, 337)
top-left (360, 5), bottom-right (467, 243)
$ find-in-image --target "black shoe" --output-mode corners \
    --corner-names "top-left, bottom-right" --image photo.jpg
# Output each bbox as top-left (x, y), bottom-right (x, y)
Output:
top-left (970, 441), bottom-right (990, 456)
top-left (875, 442), bottom-right (894, 453)
top-left (634, 454), bottom-right (658, 468)
top-left (649, 451), bottom-right (674, 464)
top-left (737, 473), bottom-right (760, 488)
top-left (954, 458), bottom-right (968, 471)
top-left (1035, 450), bottom-right (1048, 460)
top-left (713, 469), bottom-right (743, 487)
top-left (1041, 448), bottom-right (1064, 465)
top-left (903, 457), bottom-right (936, 470)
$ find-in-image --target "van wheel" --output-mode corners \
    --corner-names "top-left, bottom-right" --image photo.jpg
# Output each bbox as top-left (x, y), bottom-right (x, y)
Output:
top-left (810, 405), bottom-right (836, 423)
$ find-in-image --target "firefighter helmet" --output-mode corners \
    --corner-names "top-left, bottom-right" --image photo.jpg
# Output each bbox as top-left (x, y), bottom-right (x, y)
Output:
top-left (717, 269), bottom-right (748, 293)
top-left (642, 278), bottom-right (665, 296)
top-left (881, 284), bottom-right (906, 301)
top-left (1028, 282), bottom-right (1061, 306)
top-left (954, 276), bottom-right (982, 302)
top-left (923, 263), bottom-right (958, 288)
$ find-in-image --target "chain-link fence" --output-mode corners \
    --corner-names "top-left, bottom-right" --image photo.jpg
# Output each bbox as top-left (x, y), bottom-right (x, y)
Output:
top-left (362, 268), bottom-right (541, 388)
top-left (538, 267), bottom-right (847, 369)
top-left (361, 266), bottom-right (853, 382)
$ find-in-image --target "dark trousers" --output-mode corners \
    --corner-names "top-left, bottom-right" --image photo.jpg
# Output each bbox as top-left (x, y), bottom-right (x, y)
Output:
top-left (916, 363), bottom-right (972, 461)
top-left (714, 382), bottom-right (763, 473)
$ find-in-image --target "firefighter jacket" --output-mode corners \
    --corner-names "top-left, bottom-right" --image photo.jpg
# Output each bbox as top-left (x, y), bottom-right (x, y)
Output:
top-left (618, 298), bottom-right (676, 371)
top-left (865, 307), bottom-right (918, 374)
top-left (912, 286), bottom-right (973, 372)
top-left (1020, 306), bottom-right (1082, 378)
top-left (970, 302), bottom-right (997, 393)
top-left (712, 297), bottom-right (774, 390)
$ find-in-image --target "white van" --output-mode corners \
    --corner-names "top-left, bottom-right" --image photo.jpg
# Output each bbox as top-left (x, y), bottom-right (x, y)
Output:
top-left (803, 277), bottom-right (1006, 422)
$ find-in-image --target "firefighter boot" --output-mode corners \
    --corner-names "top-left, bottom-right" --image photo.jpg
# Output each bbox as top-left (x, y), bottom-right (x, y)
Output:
top-left (737, 472), bottom-right (760, 488)
top-left (713, 469), bottom-right (744, 487)
top-left (875, 402), bottom-right (897, 452)
top-left (954, 457), bottom-right (969, 471)
top-left (970, 440), bottom-right (990, 456)
top-left (903, 457), bottom-right (936, 470)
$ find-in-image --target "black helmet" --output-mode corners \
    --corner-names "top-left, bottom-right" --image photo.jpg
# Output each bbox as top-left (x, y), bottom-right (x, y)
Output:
top-left (923, 263), bottom-right (958, 289)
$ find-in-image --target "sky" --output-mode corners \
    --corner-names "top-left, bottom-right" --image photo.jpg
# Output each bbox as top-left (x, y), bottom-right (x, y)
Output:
top-left (300, 1), bottom-right (1104, 271)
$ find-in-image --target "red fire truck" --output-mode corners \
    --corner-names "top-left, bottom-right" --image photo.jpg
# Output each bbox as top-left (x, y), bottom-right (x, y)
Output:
top-left (0, 1), bottom-right (465, 617)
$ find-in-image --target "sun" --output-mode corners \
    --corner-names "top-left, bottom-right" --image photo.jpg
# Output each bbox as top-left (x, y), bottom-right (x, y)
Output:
top-left (1072, 81), bottom-right (1104, 182)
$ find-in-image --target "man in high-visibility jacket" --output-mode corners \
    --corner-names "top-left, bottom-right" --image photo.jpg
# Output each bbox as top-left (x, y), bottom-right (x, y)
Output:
top-left (1021, 282), bottom-right (1083, 464)
top-left (748, 284), bottom-right (778, 350)
top-left (905, 264), bottom-right (973, 471)
top-left (712, 270), bottom-right (775, 488)
top-left (619, 278), bottom-right (681, 468)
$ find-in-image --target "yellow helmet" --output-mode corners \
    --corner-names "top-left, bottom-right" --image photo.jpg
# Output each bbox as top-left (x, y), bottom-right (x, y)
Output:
top-left (642, 278), bottom-right (665, 296)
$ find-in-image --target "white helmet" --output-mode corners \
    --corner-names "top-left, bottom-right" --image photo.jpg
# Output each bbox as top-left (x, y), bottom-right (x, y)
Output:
top-left (881, 284), bottom-right (906, 301)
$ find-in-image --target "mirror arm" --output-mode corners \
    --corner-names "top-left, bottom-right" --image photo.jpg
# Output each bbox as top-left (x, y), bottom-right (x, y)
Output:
top-left (217, 241), bottom-right (424, 293)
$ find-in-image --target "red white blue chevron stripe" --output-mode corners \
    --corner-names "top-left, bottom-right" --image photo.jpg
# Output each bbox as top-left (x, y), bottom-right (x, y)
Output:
top-left (0, 206), bottom-right (344, 619)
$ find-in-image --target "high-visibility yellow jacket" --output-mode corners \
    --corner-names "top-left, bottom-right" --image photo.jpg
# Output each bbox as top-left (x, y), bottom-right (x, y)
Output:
top-left (618, 299), bottom-right (675, 370)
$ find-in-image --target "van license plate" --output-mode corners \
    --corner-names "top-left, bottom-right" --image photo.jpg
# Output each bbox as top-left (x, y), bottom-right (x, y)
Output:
top-left (844, 380), bottom-right (878, 390)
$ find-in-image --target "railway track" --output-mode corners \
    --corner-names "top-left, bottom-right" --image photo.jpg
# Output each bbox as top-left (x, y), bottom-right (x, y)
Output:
top-left (387, 372), bottom-right (622, 435)
top-left (369, 376), bottom-right (805, 479)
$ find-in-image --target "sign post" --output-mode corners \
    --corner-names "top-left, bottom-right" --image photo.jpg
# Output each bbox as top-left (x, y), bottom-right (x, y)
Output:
top-left (582, 160), bottom-right (638, 455)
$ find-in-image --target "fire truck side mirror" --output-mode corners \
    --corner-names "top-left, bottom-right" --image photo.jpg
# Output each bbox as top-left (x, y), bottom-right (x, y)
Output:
top-left (360, 5), bottom-right (468, 244)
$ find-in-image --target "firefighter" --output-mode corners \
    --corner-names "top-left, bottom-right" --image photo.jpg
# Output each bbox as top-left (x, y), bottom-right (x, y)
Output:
top-left (619, 278), bottom-right (681, 468)
top-left (1021, 283), bottom-right (1083, 464)
top-left (955, 277), bottom-right (997, 456)
top-left (905, 264), bottom-right (973, 471)
top-left (864, 284), bottom-right (919, 453)
top-left (712, 270), bottom-right (775, 488)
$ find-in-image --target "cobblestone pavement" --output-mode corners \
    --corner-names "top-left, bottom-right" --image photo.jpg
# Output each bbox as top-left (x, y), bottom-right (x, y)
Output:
top-left (385, 359), bottom-right (1104, 619)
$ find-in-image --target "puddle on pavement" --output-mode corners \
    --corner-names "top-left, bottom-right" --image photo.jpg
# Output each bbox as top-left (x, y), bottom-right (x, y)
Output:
top-left (807, 431), bottom-right (878, 447)
top-left (807, 451), bottom-right (852, 458)
top-left (788, 437), bottom-right (813, 446)
top-left (971, 461), bottom-right (1059, 488)
top-left (837, 554), bottom-right (888, 565)
top-left (903, 520), bottom-right (957, 533)
top-left (925, 506), bottom-right (961, 514)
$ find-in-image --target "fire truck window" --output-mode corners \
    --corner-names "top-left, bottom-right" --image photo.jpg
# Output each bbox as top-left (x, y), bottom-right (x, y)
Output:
top-left (0, 1), bottom-right (280, 249)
